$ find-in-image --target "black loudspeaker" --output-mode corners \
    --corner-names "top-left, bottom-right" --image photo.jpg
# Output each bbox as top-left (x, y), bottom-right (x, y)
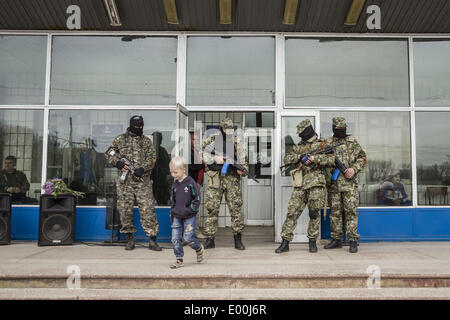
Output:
top-left (38, 194), bottom-right (76, 246)
top-left (0, 194), bottom-right (12, 245)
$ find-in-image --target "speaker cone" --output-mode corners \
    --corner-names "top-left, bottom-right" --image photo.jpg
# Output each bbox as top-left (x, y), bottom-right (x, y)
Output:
top-left (42, 215), bottom-right (72, 243)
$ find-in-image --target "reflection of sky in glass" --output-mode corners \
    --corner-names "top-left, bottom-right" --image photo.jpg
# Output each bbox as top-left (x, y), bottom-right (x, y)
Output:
top-left (50, 36), bottom-right (177, 105)
top-left (187, 37), bottom-right (275, 106)
top-left (286, 38), bottom-right (409, 107)
top-left (414, 40), bottom-right (450, 107)
top-left (0, 36), bottom-right (47, 105)
top-left (416, 112), bottom-right (450, 166)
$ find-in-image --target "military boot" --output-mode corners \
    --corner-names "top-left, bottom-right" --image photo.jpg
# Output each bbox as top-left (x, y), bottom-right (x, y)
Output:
top-left (234, 233), bottom-right (245, 250)
top-left (309, 239), bottom-right (318, 253)
top-left (125, 233), bottom-right (135, 251)
top-left (275, 239), bottom-right (289, 253)
top-left (349, 240), bottom-right (358, 253)
top-left (149, 236), bottom-right (162, 251)
top-left (324, 238), bottom-right (342, 249)
top-left (204, 237), bottom-right (215, 249)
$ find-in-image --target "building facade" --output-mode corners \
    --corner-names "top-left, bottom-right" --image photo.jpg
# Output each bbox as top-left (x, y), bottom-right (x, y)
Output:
top-left (1, 1), bottom-right (450, 242)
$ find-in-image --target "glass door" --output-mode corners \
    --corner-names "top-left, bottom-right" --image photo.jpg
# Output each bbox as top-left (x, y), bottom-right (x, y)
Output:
top-left (274, 111), bottom-right (320, 242)
top-left (243, 112), bottom-right (274, 226)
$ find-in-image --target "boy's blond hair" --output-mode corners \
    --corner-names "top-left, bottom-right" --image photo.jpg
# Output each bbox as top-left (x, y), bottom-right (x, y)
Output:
top-left (169, 156), bottom-right (186, 169)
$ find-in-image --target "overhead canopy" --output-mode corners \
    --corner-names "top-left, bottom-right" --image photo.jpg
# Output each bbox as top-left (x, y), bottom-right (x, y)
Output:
top-left (0, 0), bottom-right (449, 33)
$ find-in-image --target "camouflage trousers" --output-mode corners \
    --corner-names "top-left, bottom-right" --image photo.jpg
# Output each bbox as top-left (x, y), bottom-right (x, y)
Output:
top-left (329, 188), bottom-right (360, 241)
top-left (280, 186), bottom-right (325, 242)
top-left (204, 174), bottom-right (244, 237)
top-left (116, 180), bottom-right (158, 237)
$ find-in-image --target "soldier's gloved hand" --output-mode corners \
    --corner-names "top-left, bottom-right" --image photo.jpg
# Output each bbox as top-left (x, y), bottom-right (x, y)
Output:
top-left (116, 161), bottom-right (125, 170)
top-left (133, 167), bottom-right (144, 178)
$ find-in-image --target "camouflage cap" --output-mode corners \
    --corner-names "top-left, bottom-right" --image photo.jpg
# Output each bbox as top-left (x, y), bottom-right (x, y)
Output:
top-left (220, 117), bottom-right (234, 130)
top-left (332, 117), bottom-right (347, 128)
top-left (296, 119), bottom-right (312, 134)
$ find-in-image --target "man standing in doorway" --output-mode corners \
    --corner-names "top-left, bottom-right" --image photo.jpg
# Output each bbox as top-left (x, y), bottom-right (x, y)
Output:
top-left (105, 115), bottom-right (161, 252)
top-left (324, 117), bottom-right (367, 253)
top-left (275, 119), bottom-right (334, 254)
top-left (202, 118), bottom-right (248, 250)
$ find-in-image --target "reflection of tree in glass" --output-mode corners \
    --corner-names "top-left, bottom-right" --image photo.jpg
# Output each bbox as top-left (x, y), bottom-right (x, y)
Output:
top-left (367, 159), bottom-right (393, 183)
top-left (418, 161), bottom-right (450, 185)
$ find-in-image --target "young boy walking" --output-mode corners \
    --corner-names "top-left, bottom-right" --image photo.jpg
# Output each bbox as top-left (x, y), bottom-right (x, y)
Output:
top-left (169, 156), bottom-right (204, 268)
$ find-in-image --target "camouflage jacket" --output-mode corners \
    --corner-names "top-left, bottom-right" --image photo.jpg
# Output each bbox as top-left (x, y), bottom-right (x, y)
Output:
top-left (202, 133), bottom-right (249, 173)
top-left (325, 135), bottom-right (367, 192)
top-left (283, 135), bottom-right (335, 190)
top-left (105, 129), bottom-right (156, 184)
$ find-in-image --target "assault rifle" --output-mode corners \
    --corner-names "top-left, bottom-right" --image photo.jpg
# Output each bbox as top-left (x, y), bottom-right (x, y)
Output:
top-left (332, 157), bottom-right (358, 184)
top-left (106, 148), bottom-right (144, 184)
top-left (280, 142), bottom-right (344, 174)
top-left (204, 145), bottom-right (259, 183)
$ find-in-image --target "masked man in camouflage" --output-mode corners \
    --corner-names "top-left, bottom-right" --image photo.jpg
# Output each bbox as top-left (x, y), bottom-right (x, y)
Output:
top-left (276, 119), bottom-right (335, 254)
top-left (202, 118), bottom-right (248, 250)
top-left (324, 117), bottom-right (367, 253)
top-left (105, 115), bottom-right (161, 251)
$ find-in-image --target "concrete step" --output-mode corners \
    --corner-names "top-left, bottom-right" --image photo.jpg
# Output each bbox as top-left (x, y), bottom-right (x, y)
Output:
top-left (1, 287), bottom-right (450, 300)
top-left (1, 273), bottom-right (449, 289)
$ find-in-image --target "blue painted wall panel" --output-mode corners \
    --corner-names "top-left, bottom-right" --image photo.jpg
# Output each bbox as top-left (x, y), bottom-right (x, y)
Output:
top-left (11, 206), bottom-right (172, 242)
top-left (358, 208), bottom-right (414, 241)
top-left (10, 206), bottom-right (450, 242)
top-left (10, 206), bottom-right (39, 241)
top-left (320, 207), bottom-right (450, 241)
top-left (412, 209), bottom-right (450, 239)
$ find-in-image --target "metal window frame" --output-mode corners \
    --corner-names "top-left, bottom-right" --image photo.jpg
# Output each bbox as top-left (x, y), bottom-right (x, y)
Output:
top-left (0, 30), bottom-right (449, 210)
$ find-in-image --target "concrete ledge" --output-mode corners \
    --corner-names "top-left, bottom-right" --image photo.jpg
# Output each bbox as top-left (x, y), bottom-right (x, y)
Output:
top-left (1, 274), bottom-right (449, 289)
top-left (1, 288), bottom-right (450, 300)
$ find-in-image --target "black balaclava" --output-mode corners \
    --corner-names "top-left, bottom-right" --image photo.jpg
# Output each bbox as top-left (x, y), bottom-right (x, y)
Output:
top-left (332, 125), bottom-right (347, 139)
top-left (129, 115), bottom-right (144, 137)
top-left (299, 125), bottom-right (316, 141)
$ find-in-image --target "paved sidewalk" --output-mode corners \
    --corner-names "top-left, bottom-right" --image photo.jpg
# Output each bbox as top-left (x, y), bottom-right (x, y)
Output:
top-left (1, 237), bottom-right (449, 277)
top-left (1, 227), bottom-right (450, 299)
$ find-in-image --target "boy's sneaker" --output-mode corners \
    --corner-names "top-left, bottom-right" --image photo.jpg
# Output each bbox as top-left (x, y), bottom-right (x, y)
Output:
top-left (196, 246), bottom-right (204, 263)
top-left (170, 260), bottom-right (184, 269)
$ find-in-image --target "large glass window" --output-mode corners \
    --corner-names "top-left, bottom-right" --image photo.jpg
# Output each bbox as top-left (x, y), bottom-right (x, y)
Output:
top-left (321, 112), bottom-right (412, 207)
top-left (186, 37), bottom-right (275, 106)
top-left (0, 110), bottom-right (43, 204)
top-left (50, 36), bottom-right (177, 105)
top-left (414, 40), bottom-right (450, 107)
top-left (286, 38), bottom-right (410, 107)
top-left (0, 36), bottom-right (47, 105)
top-left (47, 110), bottom-right (176, 206)
top-left (416, 112), bottom-right (450, 205)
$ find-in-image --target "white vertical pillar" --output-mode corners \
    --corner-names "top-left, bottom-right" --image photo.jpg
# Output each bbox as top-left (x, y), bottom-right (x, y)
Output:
top-left (40, 34), bottom-right (52, 192)
top-left (176, 33), bottom-right (187, 107)
top-left (274, 34), bottom-right (285, 241)
top-left (409, 37), bottom-right (418, 207)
